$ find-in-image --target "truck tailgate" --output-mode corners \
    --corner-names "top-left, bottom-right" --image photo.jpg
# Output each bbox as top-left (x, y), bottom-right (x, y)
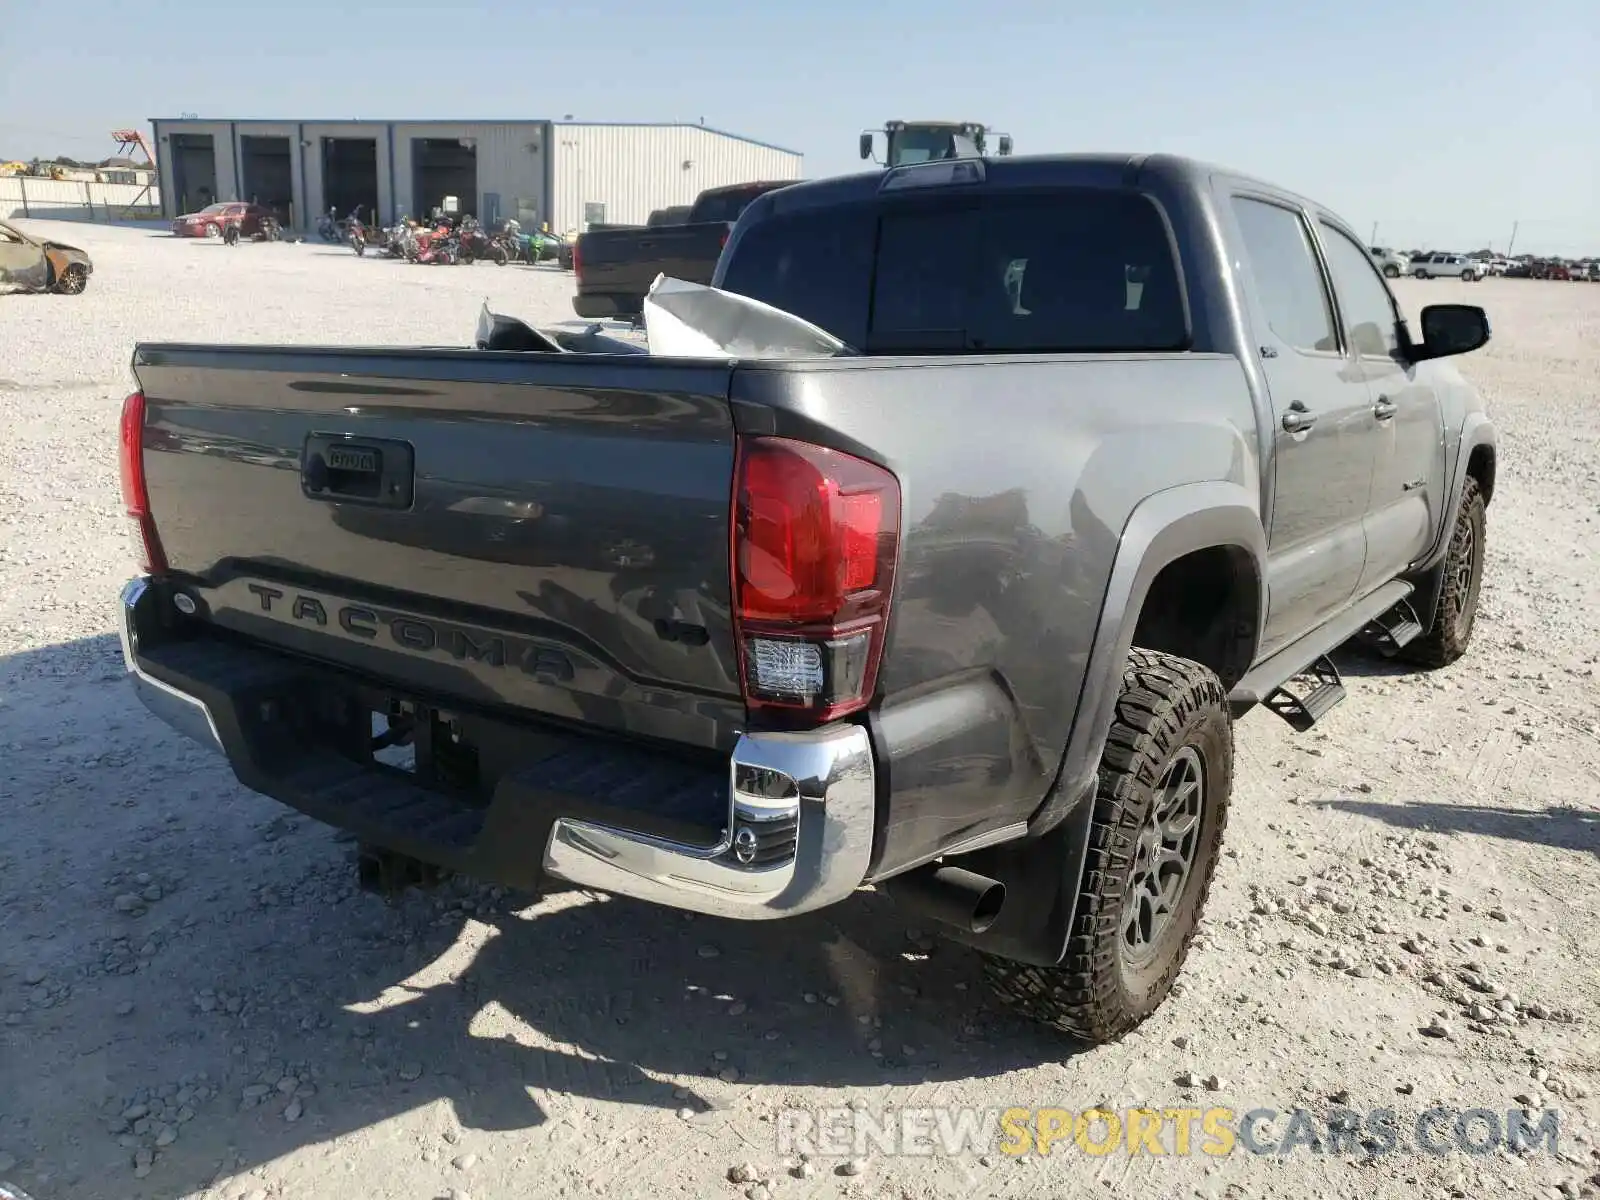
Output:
top-left (131, 345), bottom-right (745, 751)
top-left (577, 223), bottom-right (726, 299)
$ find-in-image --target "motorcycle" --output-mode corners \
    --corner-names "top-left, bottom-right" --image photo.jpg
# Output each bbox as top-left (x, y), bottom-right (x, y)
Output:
top-left (456, 217), bottom-right (507, 265)
top-left (317, 205), bottom-right (365, 244)
top-left (393, 220), bottom-right (426, 262)
top-left (412, 225), bottom-right (460, 265)
top-left (380, 216), bottom-right (414, 258)
top-left (405, 222), bottom-right (437, 262)
top-left (529, 229), bottom-right (564, 264)
top-left (495, 219), bottom-right (535, 264)
top-left (497, 219), bottom-right (562, 265)
top-left (222, 216), bottom-right (282, 246)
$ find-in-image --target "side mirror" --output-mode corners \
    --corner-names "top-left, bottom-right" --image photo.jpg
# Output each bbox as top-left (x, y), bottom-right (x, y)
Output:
top-left (859, 132), bottom-right (874, 161)
top-left (997, 135), bottom-right (1013, 156)
top-left (1413, 304), bottom-right (1491, 361)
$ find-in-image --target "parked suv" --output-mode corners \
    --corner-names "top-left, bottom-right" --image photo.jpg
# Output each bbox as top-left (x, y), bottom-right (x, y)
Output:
top-left (1412, 253), bottom-right (1480, 281)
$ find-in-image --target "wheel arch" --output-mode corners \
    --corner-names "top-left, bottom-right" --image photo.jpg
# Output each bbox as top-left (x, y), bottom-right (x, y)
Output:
top-left (1408, 416), bottom-right (1497, 628)
top-left (1044, 481), bottom-right (1265, 830)
top-left (932, 481), bottom-right (1265, 967)
top-left (1466, 439), bottom-right (1496, 505)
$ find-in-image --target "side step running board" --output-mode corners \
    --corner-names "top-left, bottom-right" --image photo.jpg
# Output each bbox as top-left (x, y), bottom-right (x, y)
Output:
top-left (1229, 578), bottom-right (1414, 726)
top-left (1262, 655), bottom-right (1346, 732)
top-left (1358, 597), bottom-right (1424, 656)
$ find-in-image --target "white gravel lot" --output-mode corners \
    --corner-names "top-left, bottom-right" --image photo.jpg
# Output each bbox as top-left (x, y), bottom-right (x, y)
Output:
top-left (0, 218), bottom-right (1596, 1200)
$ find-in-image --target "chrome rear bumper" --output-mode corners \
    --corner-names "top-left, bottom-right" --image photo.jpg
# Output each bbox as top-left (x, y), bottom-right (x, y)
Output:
top-left (543, 723), bottom-right (874, 918)
top-left (118, 576), bottom-right (876, 919)
top-left (120, 578), bottom-right (224, 753)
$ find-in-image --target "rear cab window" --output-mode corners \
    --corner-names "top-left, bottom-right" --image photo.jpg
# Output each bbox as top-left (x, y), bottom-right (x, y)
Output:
top-left (692, 188), bottom-right (778, 225)
top-left (718, 187), bottom-right (1190, 354)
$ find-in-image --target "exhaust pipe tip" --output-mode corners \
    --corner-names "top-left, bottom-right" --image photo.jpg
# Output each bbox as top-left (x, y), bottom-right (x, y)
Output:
top-left (883, 864), bottom-right (1006, 935)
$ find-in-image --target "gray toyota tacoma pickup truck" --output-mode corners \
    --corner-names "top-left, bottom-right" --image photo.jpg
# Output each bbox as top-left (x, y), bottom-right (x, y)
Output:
top-left (116, 153), bottom-right (1497, 1044)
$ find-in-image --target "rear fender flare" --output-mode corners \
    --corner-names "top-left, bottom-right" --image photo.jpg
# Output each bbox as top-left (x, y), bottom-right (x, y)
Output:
top-left (941, 481), bottom-right (1265, 966)
top-left (1039, 480), bottom-right (1266, 833)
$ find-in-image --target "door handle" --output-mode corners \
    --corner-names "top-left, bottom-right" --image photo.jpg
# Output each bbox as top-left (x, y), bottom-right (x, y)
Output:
top-left (1373, 397), bottom-right (1397, 421)
top-left (1281, 405), bottom-right (1317, 433)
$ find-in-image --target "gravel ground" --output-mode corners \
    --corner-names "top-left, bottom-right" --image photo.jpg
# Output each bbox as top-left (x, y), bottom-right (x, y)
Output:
top-left (0, 219), bottom-right (1596, 1200)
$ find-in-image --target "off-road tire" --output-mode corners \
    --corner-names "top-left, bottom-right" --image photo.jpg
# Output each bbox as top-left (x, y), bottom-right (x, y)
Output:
top-left (1383, 264), bottom-right (1400, 278)
top-left (982, 648), bottom-right (1232, 1044)
top-left (1402, 476), bottom-right (1485, 668)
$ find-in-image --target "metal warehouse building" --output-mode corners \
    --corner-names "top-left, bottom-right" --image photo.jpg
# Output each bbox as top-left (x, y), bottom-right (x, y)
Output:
top-left (149, 117), bottom-right (803, 234)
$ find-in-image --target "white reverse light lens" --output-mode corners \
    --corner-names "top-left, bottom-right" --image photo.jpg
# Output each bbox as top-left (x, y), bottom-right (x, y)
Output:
top-left (747, 638), bottom-right (824, 698)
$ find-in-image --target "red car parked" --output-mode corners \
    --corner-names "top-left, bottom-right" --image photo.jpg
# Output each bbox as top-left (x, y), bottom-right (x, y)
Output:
top-left (171, 202), bottom-right (275, 239)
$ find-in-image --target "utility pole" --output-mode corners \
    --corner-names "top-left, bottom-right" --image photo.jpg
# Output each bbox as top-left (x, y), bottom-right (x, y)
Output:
top-left (1370, 221), bottom-right (1379, 246)
top-left (1506, 220), bottom-right (1519, 257)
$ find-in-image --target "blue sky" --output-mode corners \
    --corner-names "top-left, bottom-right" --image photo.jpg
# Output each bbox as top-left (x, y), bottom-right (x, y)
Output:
top-left (3, 0), bottom-right (1594, 253)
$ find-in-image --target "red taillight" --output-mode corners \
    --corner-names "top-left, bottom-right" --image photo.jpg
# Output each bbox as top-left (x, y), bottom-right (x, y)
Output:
top-left (731, 436), bottom-right (901, 722)
top-left (119, 390), bottom-right (167, 573)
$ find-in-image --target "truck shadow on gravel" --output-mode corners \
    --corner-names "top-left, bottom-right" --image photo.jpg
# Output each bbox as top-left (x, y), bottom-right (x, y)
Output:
top-left (323, 887), bottom-right (1067, 1120)
top-left (147, 884), bottom-right (1075, 1193)
top-left (1327, 646), bottom-right (1418, 679)
top-left (1324, 797), bottom-right (1598, 859)
top-left (0, 635), bottom-right (1076, 1196)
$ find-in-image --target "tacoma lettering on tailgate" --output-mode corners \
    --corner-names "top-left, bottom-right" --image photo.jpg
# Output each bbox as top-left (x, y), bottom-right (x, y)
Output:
top-left (242, 582), bottom-right (575, 681)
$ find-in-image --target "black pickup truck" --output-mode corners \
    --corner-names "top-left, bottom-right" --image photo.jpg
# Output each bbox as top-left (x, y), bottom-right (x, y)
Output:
top-left (571, 180), bottom-right (797, 319)
top-left (118, 153), bottom-right (1495, 1044)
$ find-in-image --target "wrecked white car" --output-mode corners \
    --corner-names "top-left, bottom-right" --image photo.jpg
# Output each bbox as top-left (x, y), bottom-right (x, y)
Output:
top-left (0, 219), bottom-right (93, 295)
